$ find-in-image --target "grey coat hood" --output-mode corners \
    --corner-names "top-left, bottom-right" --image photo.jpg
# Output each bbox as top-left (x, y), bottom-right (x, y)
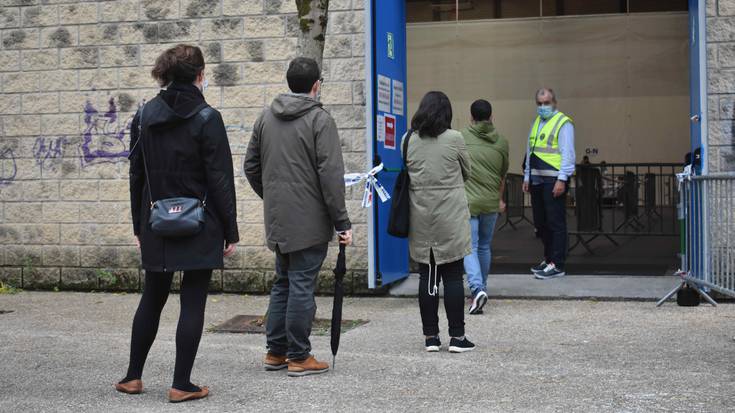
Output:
top-left (270, 94), bottom-right (322, 121)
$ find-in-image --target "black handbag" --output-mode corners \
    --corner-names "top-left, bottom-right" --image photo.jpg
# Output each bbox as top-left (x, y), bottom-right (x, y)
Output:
top-left (387, 129), bottom-right (413, 238)
top-left (137, 104), bottom-right (206, 238)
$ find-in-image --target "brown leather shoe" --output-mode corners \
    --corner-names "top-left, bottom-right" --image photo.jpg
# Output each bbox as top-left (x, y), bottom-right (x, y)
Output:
top-left (114, 379), bottom-right (143, 394)
top-left (287, 356), bottom-right (329, 377)
top-left (168, 386), bottom-right (209, 403)
top-left (264, 352), bottom-right (288, 371)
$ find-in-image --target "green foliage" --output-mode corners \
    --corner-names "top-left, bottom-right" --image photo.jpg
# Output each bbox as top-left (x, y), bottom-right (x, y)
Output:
top-left (0, 281), bottom-right (20, 295)
top-left (96, 268), bottom-right (117, 285)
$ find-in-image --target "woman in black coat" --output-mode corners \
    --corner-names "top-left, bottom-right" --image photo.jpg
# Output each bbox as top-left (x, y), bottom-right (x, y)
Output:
top-left (116, 44), bottom-right (239, 403)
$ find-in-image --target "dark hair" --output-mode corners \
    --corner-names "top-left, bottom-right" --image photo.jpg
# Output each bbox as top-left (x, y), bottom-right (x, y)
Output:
top-left (411, 91), bottom-right (452, 137)
top-left (287, 57), bottom-right (321, 94)
top-left (470, 99), bottom-right (492, 121)
top-left (151, 44), bottom-right (205, 86)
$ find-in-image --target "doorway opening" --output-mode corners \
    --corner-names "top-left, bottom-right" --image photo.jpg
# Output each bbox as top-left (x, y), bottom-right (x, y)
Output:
top-left (404, 0), bottom-right (691, 275)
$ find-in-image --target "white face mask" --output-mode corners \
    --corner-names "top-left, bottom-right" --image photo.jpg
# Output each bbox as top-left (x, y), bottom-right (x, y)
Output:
top-left (201, 78), bottom-right (209, 93)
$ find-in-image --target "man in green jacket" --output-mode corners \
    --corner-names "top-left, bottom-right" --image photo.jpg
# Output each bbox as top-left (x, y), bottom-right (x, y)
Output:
top-left (462, 99), bottom-right (509, 314)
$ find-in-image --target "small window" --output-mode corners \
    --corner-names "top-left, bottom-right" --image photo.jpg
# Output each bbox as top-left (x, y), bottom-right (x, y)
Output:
top-left (629, 0), bottom-right (688, 13)
top-left (543, 0), bottom-right (626, 16)
top-left (407, 0), bottom-right (541, 23)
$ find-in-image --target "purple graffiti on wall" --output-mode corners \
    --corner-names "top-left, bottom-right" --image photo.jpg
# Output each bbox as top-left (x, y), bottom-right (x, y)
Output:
top-left (0, 147), bottom-right (17, 187)
top-left (79, 98), bottom-right (132, 167)
top-left (33, 136), bottom-right (67, 172)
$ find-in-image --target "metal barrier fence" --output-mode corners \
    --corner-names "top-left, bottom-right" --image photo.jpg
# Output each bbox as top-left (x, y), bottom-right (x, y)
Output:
top-left (657, 173), bottom-right (735, 305)
top-left (498, 173), bottom-right (532, 230)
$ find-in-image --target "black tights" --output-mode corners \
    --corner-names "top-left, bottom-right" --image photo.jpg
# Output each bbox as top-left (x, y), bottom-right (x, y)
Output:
top-left (121, 269), bottom-right (212, 392)
top-left (418, 252), bottom-right (465, 338)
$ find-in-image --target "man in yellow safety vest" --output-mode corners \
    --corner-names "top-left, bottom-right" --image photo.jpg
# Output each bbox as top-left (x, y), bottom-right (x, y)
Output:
top-left (522, 88), bottom-right (576, 279)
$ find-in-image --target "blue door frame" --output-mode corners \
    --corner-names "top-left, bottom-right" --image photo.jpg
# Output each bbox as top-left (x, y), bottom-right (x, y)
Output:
top-left (364, 0), bottom-right (409, 288)
top-left (363, 0), bottom-right (708, 288)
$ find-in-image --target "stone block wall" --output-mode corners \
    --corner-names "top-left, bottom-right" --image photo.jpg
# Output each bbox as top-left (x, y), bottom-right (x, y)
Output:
top-left (0, 0), bottom-right (371, 294)
top-left (707, 0), bottom-right (735, 172)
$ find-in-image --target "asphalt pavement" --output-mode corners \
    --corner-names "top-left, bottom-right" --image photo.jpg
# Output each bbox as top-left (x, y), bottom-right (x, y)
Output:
top-left (0, 292), bottom-right (733, 412)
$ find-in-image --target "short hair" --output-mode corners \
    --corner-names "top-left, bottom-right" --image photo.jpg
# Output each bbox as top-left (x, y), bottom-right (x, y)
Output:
top-left (470, 99), bottom-right (492, 121)
top-left (151, 44), bottom-right (205, 86)
top-left (411, 91), bottom-right (453, 138)
top-left (287, 57), bottom-right (321, 94)
top-left (535, 87), bottom-right (557, 103)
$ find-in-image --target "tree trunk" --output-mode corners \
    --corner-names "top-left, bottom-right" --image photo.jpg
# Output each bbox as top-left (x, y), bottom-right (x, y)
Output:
top-left (296, 0), bottom-right (330, 69)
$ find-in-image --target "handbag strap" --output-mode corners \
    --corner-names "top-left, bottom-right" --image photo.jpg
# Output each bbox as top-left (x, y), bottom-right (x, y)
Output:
top-left (137, 104), bottom-right (155, 209)
top-left (402, 129), bottom-right (414, 168)
top-left (136, 103), bottom-right (209, 209)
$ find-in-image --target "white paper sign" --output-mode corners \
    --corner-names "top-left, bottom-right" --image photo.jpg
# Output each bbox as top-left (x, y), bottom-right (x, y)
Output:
top-left (392, 80), bottom-right (404, 116)
top-left (376, 115), bottom-right (385, 142)
top-left (377, 74), bottom-right (391, 113)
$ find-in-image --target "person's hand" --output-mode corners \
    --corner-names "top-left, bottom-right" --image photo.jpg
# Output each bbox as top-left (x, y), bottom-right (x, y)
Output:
top-left (522, 181), bottom-right (530, 193)
top-left (135, 236), bottom-right (140, 249)
top-left (224, 242), bottom-right (238, 257)
top-left (552, 180), bottom-right (566, 198)
top-left (338, 230), bottom-right (353, 246)
top-left (499, 200), bottom-right (507, 214)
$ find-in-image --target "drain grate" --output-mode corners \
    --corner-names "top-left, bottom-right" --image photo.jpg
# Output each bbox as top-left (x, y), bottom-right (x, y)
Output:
top-left (0, 310), bottom-right (14, 315)
top-left (209, 315), bottom-right (368, 335)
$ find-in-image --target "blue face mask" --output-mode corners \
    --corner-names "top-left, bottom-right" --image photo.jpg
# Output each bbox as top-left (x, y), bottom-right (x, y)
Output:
top-left (537, 105), bottom-right (554, 120)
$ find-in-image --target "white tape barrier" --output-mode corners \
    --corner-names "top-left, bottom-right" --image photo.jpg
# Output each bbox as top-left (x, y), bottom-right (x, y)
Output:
top-left (344, 163), bottom-right (391, 208)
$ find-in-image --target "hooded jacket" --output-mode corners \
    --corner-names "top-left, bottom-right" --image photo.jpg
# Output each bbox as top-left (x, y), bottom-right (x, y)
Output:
top-left (462, 121), bottom-right (509, 216)
top-left (403, 128), bottom-right (472, 265)
top-left (129, 82), bottom-right (239, 272)
top-left (244, 94), bottom-right (350, 254)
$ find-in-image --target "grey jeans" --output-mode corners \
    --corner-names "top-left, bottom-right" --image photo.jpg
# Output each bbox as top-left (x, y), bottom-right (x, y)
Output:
top-left (265, 243), bottom-right (328, 361)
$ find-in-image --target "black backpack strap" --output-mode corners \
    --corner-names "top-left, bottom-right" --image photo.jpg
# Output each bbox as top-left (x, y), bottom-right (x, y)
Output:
top-left (402, 129), bottom-right (414, 167)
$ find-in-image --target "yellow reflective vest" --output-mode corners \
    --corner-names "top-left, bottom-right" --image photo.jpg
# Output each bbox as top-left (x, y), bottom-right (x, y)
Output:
top-left (528, 111), bottom-right (573, 175)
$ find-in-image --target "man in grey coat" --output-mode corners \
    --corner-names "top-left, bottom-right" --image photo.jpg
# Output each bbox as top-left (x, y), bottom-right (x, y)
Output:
top-left (244, 57), bottom-right (352, 377)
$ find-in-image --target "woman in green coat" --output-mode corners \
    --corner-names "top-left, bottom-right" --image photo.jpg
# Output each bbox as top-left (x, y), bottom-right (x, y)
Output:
top-left (403, 91), bottom-right (475, 353)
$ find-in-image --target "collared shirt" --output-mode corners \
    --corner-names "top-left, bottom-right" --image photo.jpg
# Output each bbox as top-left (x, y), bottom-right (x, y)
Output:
top-left (523, 111), bottom-right (576, 184)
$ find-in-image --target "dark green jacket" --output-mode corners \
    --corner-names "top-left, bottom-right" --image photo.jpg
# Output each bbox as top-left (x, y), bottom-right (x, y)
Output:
top-left (462, 122), bottom-right (509, 215)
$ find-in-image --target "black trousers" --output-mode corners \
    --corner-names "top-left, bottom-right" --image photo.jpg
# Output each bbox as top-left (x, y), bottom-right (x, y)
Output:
top-left (418, 252), bottom-right (465, 338)
top-left (530, 182), bottom-right (568, 269)
top-left (124, 269), bottom-right (212, 391)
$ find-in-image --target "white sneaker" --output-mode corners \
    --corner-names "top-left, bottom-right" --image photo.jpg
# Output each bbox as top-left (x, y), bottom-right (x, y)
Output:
top-left (468, 291), bottom-right (488, 314)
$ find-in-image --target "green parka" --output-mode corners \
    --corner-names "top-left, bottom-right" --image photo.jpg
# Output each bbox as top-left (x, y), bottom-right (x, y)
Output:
top-left (462, 121), bottom-right (509, 215)
top-left (403, 129), bottom-right (472, 265)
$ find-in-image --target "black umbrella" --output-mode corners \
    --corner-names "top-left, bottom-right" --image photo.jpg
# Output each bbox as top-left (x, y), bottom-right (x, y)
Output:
top-left (330, 243), bottom-right (347, 369)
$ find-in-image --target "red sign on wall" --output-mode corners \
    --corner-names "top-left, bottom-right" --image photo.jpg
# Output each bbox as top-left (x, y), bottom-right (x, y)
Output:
top-left (384, 114), bottom-right (396, 149)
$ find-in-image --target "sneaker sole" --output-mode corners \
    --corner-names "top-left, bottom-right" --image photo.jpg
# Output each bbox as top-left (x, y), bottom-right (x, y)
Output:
top-left (536, 272), bottom-right (566, 280)
top-left (448, 346), bottom-right (475, 353)
top-left (469, 294), bottom-right (488, 315)
top-left (264, 364), bottom-right (288, 371)
top-left (425, 346), bottom-right (440, 352)
top-left (287, 368), bottom-right (329, 377)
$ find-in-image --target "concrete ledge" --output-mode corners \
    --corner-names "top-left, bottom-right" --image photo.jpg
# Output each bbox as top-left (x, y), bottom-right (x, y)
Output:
top-left (389, 273), bottom-right (680, 301)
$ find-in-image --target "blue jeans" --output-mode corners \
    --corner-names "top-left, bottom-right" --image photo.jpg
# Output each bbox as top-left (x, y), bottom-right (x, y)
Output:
top-left (463, 213), bottom-right (499, 296)
top-left (266, 243), bottom-right (328, 361)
